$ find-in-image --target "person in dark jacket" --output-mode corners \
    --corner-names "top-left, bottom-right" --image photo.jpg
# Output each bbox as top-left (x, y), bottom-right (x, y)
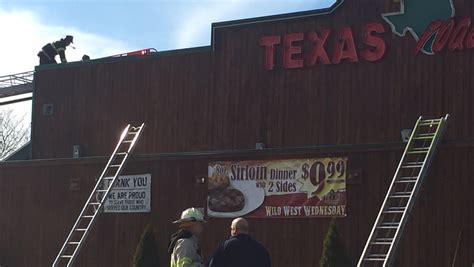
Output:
top-left (208, 217), bottom-right (271, 267)
top-left (38, 35), bottom-right (74, 65)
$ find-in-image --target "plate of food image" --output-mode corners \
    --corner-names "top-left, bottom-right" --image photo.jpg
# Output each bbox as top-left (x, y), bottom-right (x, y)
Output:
top-left (207, 178), bottom-right (265, 218)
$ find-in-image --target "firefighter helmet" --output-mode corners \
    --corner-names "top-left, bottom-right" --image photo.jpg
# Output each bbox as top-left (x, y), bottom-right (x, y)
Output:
top-left (173, 207), bottom-right (206, 224)
top-left (65, 35), bottom-right (74, 44)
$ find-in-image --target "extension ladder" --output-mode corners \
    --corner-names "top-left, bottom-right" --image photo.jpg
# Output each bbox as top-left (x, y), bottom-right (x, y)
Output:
top-left (52, 123), bottom-right (145, 267)
top-left (358, 115), bottom-right (448, 267)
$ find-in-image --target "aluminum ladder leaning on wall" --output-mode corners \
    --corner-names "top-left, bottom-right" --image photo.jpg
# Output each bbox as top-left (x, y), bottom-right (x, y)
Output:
top-left (358, 115), bottom-right (449, 267)
top-left (52, 123), bottom-right (145, 267)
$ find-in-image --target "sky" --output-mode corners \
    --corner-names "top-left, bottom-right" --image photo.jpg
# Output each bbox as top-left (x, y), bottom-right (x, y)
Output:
top-left (0, 0), bottom-right (335, 138)
top-left (0, 0), bottom-right (335, 77)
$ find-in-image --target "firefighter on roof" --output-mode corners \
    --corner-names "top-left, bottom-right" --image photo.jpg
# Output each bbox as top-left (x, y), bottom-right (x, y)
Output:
top-left (38, 35), bottom-right (74, 65)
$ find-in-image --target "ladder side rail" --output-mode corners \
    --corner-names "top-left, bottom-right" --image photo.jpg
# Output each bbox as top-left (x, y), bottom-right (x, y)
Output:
top-left (67, 139), bottom-right (137, 265)
top-left (401, 116), bottom-right (447, 217)
top-left (126, 123), bottom-right (145, 154)
top-left (77, 123), bottom-right (133, 217)
top-left (66, 210), bottom-right (102, 267)
top-left (357, 116), bottom-right (423, 266)
top-left (90, 123), bottom-right (144, 213)
top-left (90, 123), bottom-right (144, 209)
top-left (67, 152), bottom-right (133, 267)
top-left (66, 123), bottom-right (145, 266)
top-left (76, 123), bottom-right (132, 210)
top-left (96, 124), bottom-right (131, 181)
top-left (96, 152), bottom-right (132, 209)
top-left (53, 124), bottom-right (131, 266)
top-left (95, 123), bottom-right (144, 208)
top-left (385, 115), bottom-right (448, 266)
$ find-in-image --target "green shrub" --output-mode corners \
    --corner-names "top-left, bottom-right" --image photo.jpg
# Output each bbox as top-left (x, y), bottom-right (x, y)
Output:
top-left (133, 223), bottom-right (159, 267)
top-left (320, 218), bottom-right (352, 267)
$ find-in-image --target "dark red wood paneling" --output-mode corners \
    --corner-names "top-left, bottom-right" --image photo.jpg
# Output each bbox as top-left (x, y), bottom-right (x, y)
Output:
top-left (0, 145), bottom-right (472, 266)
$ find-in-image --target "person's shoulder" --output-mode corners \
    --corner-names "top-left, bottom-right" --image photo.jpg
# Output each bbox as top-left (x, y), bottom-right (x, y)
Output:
top-left (250, 237), bottom-right (269, 253)
top-left (54, 39), bottom-right (66, 47)
top-left (221, 235), bottom-right (241, 248)
top-left (222, 236), bottom-right (235, 245)
top-left (175, 236), bottom-right (196, 247)
top-left (225, 234), bottom-right (255, 247)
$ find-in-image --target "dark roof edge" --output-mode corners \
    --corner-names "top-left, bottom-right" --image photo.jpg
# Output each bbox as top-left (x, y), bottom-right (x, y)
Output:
top-left (2, 141), bottom-right (31, 161)
top-left (211, 0), bottom-right (344, 49)
top-left (34, 46), bottom-right (211, 73)
top-left (2, 138), bottom-right (472, 168)
top-left (212, 0), bottom-right (343, 29)
top-left (1, 140), bottom-right (400, 167)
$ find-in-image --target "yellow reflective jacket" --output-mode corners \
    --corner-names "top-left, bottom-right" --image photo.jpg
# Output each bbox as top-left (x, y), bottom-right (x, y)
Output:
top-left (170, 235), bottom-right (204, 267)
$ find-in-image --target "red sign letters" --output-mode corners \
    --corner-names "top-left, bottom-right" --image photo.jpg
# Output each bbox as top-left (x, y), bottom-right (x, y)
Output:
top-left (259, 22), bottom-right (386, 70)
top-left (415, 17), bottom-right (474, 54)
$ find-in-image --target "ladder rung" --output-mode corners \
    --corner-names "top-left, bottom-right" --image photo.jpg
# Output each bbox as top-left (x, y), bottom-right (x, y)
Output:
top-left (383, 209), bottom-right (404, 214)
top-left (401, 164), bottom-right (423, 168)
top-left (404, 161), bottom-right (425, 165)
top-left (381, 222), bottom-right (399, 226)
top-left (398, 176), bottom-right (418, 180)
top-left (123, 140), bottom-right (133, 143)
top-left (75, 229), bottom-right (87, 231)
top-left (375, 238), bottom-right (393, 242)
top-left (407, 150), bottom-right (429, 154)
top-left (82, 215), bottom-right (94, 218)
top-left (96, 189), bottom-right (107, 192)
top-left (417, 133), bottom-right (436, 137)
top-left (411, 146), bottom-right (430, 151)
top-left (371, 240), bottom-right (392, 245)
top-left (420, 118), bottom-right (442, 122)
top-left (116, 152), bottom-right (128, 155)
top-left (395, 179), bottom-right (417, 183)
top-left (89, 202), bottom-right (100, 205)
top-left (128, 131), bottom-right (138, 135)
top-left (419, 119), bottom-right (441, 126)
top-left (386, 207), bottom-right (405, 211)
top-left (109, 165), bottom-right (121, 168)
top-left (389, 194), bottom-right (410, 198)
top-left (419, 122), bottom-right (440, 126)
top-left (413, 135), bottom-right (434, 140)
top-left (377, 225), bottom-right (398, 229)
top-left (411, 147), bottom-right (429, 151)
top-left (103, 177), bottom-right (114, 180)
top-left (364, 258), bottom-right (386, 261)
top-left (393, 191), bottom-right (412, 196)
top-left (60, 255), bottom-right (73, 258)
top-left (68, 242), bottom-right (80, 245)
top-left (365, 254), bottom-right (387, 260)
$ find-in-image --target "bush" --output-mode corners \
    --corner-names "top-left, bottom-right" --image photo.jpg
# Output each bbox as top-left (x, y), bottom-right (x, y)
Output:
top-left (133, 223), bottom-right (159, 267)
top-left (319, 218), bottom-right (352, 267)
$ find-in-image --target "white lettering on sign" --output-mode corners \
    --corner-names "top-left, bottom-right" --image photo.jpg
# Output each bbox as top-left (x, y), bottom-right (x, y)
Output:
top-left (103, 173), bottom-right (151, 213)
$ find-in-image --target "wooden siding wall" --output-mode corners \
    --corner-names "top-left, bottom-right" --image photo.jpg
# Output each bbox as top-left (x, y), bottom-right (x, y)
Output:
top-left (33, 0), bottom-right (474, 159)
top-left (15, 0), bottom-right (474, 266)
top-left (209, 0), bottom-right (474, 149)
top-left (0, 146), bottom-right (472, 267)
top-left (32, 49), bottom-right (213, 158)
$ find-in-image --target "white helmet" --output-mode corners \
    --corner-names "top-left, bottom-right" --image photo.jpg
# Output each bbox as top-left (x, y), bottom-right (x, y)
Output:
top-left (173, 207), bottom-right (206, 224)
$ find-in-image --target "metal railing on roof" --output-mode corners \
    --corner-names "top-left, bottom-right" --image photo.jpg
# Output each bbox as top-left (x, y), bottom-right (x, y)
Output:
top-left (0, 71), bottom-right (34, 89)
top-left (0, 71), bottom-right (34, 99)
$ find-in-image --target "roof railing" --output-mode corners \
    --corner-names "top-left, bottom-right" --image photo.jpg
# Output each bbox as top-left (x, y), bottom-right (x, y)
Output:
top-left (0, 71), bottom-right (34, 90)
top-left (0, 71), bottom-right (34, 101)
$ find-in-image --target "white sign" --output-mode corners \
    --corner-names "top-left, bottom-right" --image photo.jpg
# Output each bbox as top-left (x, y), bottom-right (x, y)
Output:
top-left (103, 173), bottom-right (151, 213)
